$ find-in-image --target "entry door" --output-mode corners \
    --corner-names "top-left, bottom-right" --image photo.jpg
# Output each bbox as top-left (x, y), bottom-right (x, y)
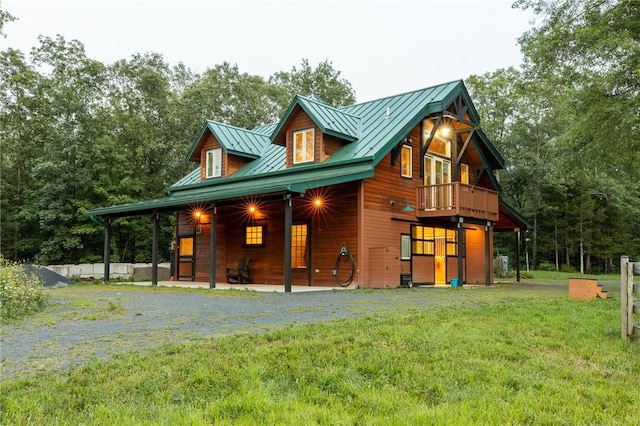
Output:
top-left (178, 235), bottom-right (195, 280)
top-left (291, 224), bottom-right (310, 285)
top-left (434, 228), bottom-right (447, 285)
top-left (424, 155), bottom-right (451, 209)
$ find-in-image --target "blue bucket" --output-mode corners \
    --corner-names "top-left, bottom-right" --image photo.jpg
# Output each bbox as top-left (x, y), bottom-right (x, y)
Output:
top-left (451, 278), bottom-right (459, 288)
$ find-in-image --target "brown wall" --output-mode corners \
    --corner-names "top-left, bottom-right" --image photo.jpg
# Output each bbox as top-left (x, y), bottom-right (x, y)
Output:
top-left (175, 183), bottom-right (359, 286)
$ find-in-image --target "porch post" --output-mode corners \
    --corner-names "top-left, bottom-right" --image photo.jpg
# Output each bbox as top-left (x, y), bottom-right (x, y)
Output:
top-left (103, 217), bottom-right (111, 282)
top-left (457, 219), bottom-right (464, 286)
top-left (515, 228), bottom-right (521, 283)
top-left (209, 204), bottom-right (217, 289)
top-left (284, 196), bottom-right (292, 293)
top-left (485, 222), bottom-right (492, 286)
top-left (152, 210), bottom-right (159, 286)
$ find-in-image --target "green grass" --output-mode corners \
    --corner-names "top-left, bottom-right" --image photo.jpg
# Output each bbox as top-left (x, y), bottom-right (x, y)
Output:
top-left (2, 284), bottom-right (638, 425)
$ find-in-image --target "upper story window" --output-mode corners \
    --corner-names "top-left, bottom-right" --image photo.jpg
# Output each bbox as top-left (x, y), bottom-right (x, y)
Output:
top-left (460, 163), bottom-right (469, 184)
top-left (205, 148), bottom-right (222, 178)
top-left (401, 145), bottom-right (412, 178)
top-left (293, 128), bottom-right (315, 164)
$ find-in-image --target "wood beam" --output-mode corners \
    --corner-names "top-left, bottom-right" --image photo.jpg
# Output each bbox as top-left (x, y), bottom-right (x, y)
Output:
top-left (284, 196), bottom-right (292, 293)
top-left (420, 115), bottom-right (442, 177)
top-left (457, 219), bottom-right (464, 287)
top-left (209, 204), bottom-right (217, 289)
top-left (455, 130), bottom-right (475, 165)
top-left (103, 218), bottom-right (111, 283)
top-left (152, 210), bottom-right (159, 286)
top-left (515, 229), bottom-right (521, 283)
top-left (485, 223), bottom-right (492, 286)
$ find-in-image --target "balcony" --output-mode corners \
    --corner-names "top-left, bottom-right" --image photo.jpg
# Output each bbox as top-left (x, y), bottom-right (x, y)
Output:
top-left (415, 183), bottom-right (499, 221)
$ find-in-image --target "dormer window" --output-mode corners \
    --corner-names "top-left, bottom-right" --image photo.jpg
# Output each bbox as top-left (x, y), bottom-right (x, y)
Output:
top-left (205, 148), bottom-right (222, 178)
top-left (293, 128), bottom-right (315, 164)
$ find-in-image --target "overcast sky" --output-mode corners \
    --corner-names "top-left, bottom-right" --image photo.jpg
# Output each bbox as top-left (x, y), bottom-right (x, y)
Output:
top-left (2, 0), bottom-right (535, 102)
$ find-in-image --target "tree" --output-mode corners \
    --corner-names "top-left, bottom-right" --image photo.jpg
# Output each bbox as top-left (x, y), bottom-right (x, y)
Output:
top-left (269, 59), bottom-right (356, 110)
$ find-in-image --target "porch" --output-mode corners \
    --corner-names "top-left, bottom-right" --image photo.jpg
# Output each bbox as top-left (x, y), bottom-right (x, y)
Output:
top-left (415, 183), bottom-right (499, 221)
top-left (130, 281), bottom-right (354, 292)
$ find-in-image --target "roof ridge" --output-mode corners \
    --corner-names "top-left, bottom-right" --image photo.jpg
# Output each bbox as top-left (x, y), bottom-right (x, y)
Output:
top-left (298, 94), bottom-right (362, 119)
top-left (206, 119), bottom-right (270, 137)
top-left (341, 79), bottom-right (463, 109)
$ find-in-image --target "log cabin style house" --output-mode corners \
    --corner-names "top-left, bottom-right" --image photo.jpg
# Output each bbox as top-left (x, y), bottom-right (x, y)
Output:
top-left (88, 80), bottom-right (531, 290)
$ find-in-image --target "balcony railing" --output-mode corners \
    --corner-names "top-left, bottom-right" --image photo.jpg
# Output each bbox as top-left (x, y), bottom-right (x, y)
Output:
top-left (416, 183), bottom-right (499, 221)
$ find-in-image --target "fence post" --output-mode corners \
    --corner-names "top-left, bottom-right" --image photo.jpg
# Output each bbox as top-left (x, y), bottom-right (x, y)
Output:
top-left (621, 255), bottom-right (629, 340)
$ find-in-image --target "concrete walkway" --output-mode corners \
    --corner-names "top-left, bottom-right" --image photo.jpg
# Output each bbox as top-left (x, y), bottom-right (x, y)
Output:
top-left (130, 281), bottom-right (354, 293)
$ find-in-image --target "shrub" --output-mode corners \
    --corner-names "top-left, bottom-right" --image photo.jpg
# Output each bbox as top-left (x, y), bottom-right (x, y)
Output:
top-left (537, 262), bottom-right (556, 271)
top-left (0, 255), bottom-right (49, 320)
top-left (506, 270), bottom-right (534, 279)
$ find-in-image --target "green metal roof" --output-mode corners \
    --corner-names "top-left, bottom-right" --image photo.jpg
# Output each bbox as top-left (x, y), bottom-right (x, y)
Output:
top-left (88, 159), bottom-right (374, 218)
top-left (89, 79), bottom-right (508, 219)
top-left (186, 120), bottom-right (270, 162)
top-left (270, 95), bottom-right (361, 143)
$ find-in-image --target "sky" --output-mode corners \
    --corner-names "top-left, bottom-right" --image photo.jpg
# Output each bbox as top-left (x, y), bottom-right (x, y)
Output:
top-left (2, 0), bottom-right (536, 103)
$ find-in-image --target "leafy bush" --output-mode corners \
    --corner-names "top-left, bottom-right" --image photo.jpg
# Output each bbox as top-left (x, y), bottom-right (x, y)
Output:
top-left (507, 270), bottom-right (534, 279)
top-left (0, 256), bottom-right (49, 320)
top-left (537, 262), bottom-right (556, 271)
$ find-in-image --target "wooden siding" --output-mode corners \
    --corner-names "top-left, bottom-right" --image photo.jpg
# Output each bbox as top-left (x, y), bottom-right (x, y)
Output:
top-left (323, 134), bottom-right (346, 160)
top-left (175, 182), bottom-right (358, 286)
top-left (465, 225), bottom-right (486, 284)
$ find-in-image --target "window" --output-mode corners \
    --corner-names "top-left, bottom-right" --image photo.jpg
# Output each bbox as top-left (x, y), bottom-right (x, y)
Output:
top-left (460, 163), bottom-right (469, 184)
top-left (245, 225), bottom-right (265, 247)
top-left (293, 129), bottom-right (315, 164)
top-left (401, 145), bottom-right (412, 178)
top-left (412, 226), bottom-right (457, 256)
top-left (401, 234), bottom-right (411, 260)
top-left (205, 148), bottom-right (222, 178)
top-left (412, 225), bottom-right (434, 255)
top-left (291, 224), bottom-right (308, 268)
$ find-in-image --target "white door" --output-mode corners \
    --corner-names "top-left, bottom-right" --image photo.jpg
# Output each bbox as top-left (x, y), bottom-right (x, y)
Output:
top-left (424, 155), bottom-right (451, 209)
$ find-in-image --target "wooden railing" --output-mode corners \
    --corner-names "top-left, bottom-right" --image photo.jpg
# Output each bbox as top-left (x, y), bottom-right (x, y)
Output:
top-left (415, 183), bottom-right (499, 221)
top-left (621, 255), bottom-right (640, 340)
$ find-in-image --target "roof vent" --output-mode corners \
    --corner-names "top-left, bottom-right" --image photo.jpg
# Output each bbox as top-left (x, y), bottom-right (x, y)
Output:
top-left (386, 107), bottom-right (390, 119)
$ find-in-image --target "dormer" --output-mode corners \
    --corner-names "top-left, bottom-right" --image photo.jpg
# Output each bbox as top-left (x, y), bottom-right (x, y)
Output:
top-left (186, 120), bottom-right (270, 181)
top-left (270, 95), bottom-right (361, 167)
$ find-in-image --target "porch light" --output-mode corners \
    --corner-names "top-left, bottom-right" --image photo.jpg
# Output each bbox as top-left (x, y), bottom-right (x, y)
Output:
top-left (440, 126), bottom-right (451, 137)
top-left (313, 198), bottom-right (323, 208)
top-left (402, 201), bottom-right (415, 212)
top-left (248, 205), bottom-right (257, 214)
top-left (193, 210), bottom-right (203, 222)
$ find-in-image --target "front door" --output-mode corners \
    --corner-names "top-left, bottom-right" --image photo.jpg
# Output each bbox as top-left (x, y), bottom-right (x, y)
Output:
top-left (177, 235), bottom-right (195, 280)
top-left (424, 154), bottom-right (451, 209)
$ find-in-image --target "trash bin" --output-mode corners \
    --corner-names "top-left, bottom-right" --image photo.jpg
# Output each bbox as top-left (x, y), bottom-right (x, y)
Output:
top-left (451, 278), bottom-right (459, 288)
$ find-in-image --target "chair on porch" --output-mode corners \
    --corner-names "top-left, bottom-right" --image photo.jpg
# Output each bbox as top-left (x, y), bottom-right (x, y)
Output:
top-left (226, 257), bottom-right (251, 284)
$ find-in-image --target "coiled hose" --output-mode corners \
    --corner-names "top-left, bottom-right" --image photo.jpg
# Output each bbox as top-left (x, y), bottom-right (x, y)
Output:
top-left (333, 247), bottom-right (355, 287)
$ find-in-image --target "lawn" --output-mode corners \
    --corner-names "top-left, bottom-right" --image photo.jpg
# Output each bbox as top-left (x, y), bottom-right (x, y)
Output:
top-left (1, 277), bottom-right (638, 425)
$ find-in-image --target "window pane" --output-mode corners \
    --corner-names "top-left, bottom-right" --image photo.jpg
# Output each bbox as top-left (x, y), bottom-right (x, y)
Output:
top-left (401, 145), bottom-right (412, 177)
top-left (179, 237), bottom-right (193, 256)
top-left (401, 234), bottom-right (411, 260)
top-left (305, 130), bottom-right (314, 161)
top-left (245, 226), bottom-right (263, 246)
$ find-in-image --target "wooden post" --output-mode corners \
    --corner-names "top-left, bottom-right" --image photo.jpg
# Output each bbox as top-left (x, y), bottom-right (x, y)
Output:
top-left (209, 205), bottom-right (217, 289)
top-left (152, 210), bottom-right (159, 286)
top-left (284, 196), bottom-right (292, 293)
top-left (621, 255), bottom-right (639, 340)
top-left (515, 229), bottom-right (521, 283)
top-left (457, 219), bottom-right (464, 287)
top-left (485, 223), bottom-right (491, 286)
top-left (103, 217), bottom-right (111, 282)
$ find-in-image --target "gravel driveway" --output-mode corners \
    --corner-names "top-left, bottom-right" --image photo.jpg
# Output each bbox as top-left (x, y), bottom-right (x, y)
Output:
top-left (2, 285), bottom-right (462, 380)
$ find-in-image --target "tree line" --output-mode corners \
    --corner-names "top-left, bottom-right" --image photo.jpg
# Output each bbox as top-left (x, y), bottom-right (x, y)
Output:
top-left (1, 0), bottom-right (638, 273)
top-left (466, 0), bottom-right (640, 273)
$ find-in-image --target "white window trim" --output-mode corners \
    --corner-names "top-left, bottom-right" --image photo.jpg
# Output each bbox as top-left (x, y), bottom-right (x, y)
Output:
top-left (293, 128), bottom-right (315, 165)
top-left (205, 148), bottom-right (222, 178)
top-left (401, 145), bottom-right (412, 178)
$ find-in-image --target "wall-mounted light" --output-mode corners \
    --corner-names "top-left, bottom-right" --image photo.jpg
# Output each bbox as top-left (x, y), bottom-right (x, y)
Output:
top-left (402, 201), bottom-right (415, 212)
top-left (313, 198), bottom-right (323, 208)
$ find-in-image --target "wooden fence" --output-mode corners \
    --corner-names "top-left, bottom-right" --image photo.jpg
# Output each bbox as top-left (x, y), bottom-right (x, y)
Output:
top-left (621, 255), bottom-right (640, 340)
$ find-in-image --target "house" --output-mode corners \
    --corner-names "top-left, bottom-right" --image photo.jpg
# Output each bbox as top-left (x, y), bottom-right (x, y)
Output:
top-left (88, 80), bottom-right (531, 290)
